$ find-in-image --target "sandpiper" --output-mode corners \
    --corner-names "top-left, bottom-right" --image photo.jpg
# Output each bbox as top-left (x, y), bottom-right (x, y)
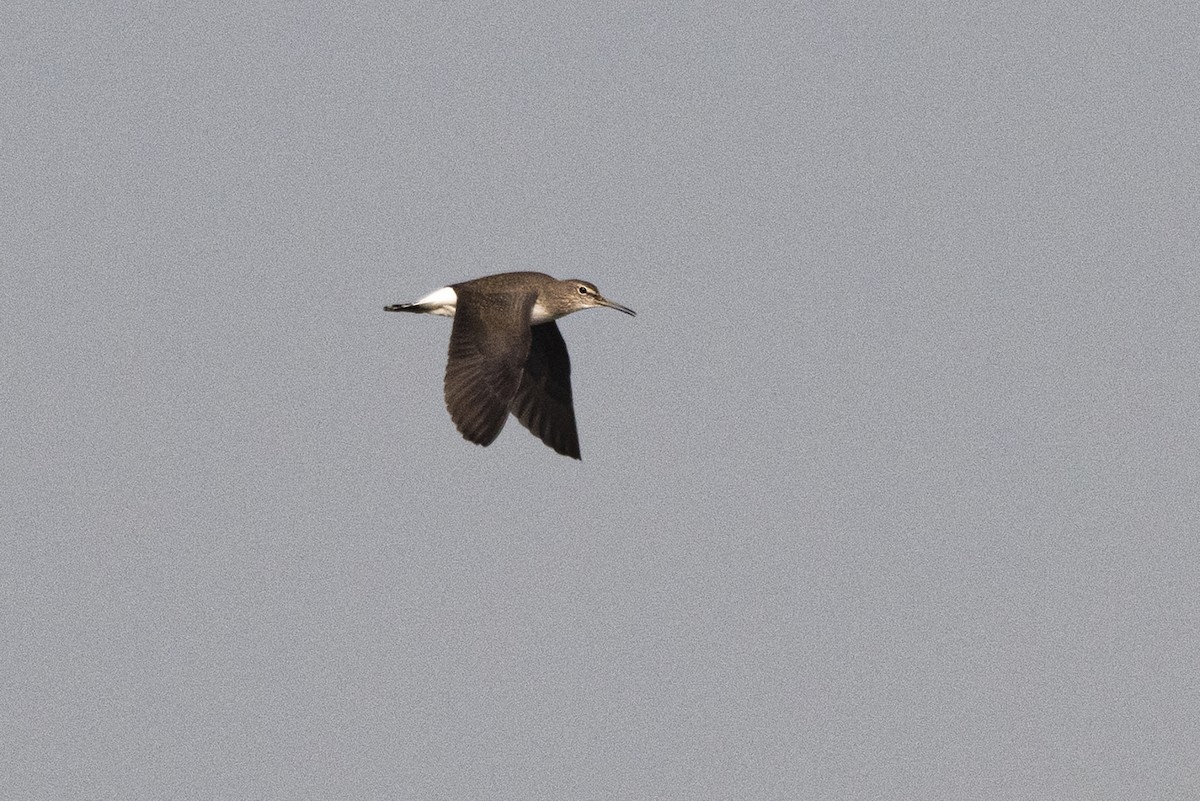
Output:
top-left (385, 271), bottom-right (635, 459)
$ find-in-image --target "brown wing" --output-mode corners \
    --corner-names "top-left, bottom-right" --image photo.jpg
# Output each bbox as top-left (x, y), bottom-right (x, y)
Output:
top-left (444, 289), bottom-right (537, 447)
top-left (509, 321), bottom-right (581, 459)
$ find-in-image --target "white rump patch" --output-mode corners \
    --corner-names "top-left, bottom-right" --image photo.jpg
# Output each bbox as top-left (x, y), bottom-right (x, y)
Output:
top-left (414, 286), bottom-right (458, 317)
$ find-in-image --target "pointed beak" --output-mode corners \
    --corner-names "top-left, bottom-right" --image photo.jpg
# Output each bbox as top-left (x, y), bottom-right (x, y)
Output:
top-left (597, 295), bottom-right (636, 317)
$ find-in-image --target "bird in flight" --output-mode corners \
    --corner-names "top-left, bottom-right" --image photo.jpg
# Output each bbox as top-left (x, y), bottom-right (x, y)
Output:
top-left (385, 271), bottom-right (635, 459)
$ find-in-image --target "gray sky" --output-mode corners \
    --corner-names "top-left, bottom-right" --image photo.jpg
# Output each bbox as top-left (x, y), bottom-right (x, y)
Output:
top-left (5, 2), bottom-right (1199, 799)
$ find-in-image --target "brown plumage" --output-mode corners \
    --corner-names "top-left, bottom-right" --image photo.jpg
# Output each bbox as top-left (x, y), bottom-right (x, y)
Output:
top-left (385, 272), bottom-right (635, 459)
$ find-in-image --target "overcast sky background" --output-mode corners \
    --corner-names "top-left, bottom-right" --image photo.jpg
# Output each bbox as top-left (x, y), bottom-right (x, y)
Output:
top-left (5, 2), bottom-right (1199, 799)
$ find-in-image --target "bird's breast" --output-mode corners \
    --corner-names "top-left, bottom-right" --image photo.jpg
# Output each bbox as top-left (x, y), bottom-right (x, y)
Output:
top-left (530, 302), bottom-right (555, 324)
